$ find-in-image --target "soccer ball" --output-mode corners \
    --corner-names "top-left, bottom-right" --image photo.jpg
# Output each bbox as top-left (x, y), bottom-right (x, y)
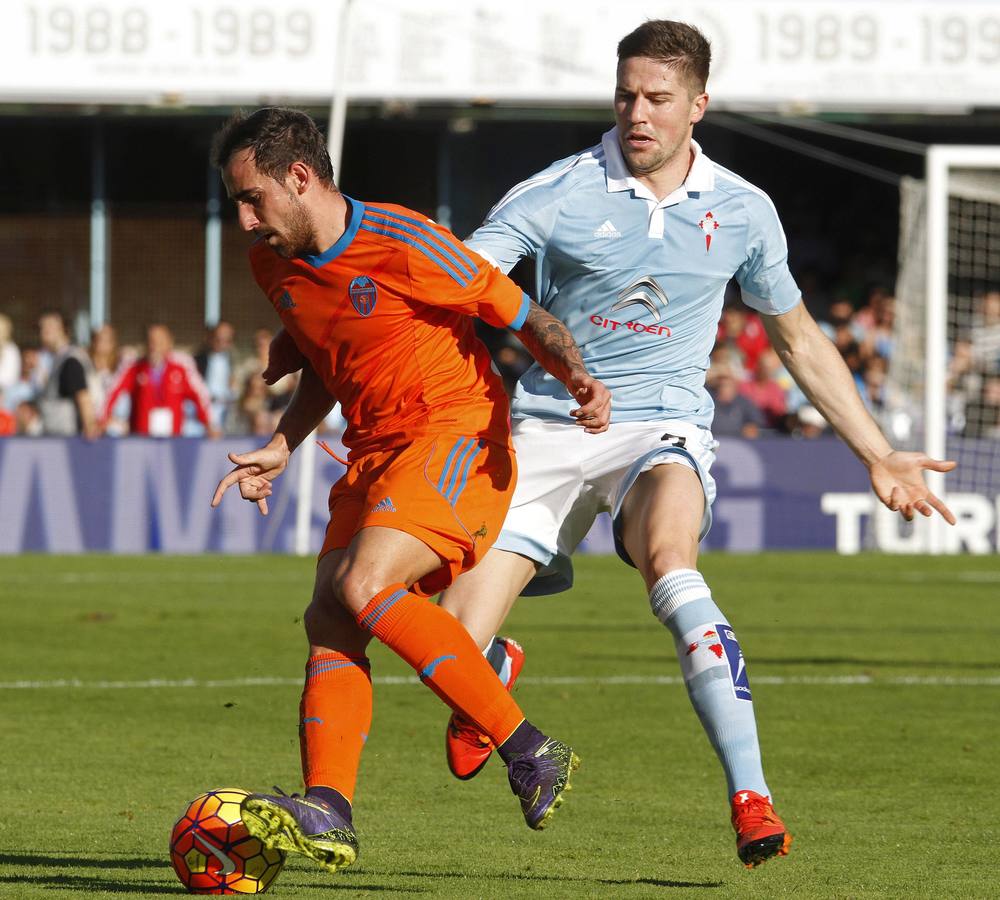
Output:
top-left (170, 788), bottom-right (286, 894)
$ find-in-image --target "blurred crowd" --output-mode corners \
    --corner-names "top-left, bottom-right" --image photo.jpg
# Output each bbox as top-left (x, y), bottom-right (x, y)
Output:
top-left (949, 289), bottom-right (1000, 439)
top-left (0, 312), bottom-right (331, 439)
top-left (705, 285), bottom-right (899, 440)
top-left (1, 286), bottom-right (996, 441)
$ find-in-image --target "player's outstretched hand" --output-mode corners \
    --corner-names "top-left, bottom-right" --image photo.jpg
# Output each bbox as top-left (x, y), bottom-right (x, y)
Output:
top-left (210, 438), bottom-right (291, 516)
top-left (262, 327), bottom-right (306, 385)
top-left (568, 373), bottom-right (612, 434)
top-left (868, 450), bottom-right (957, 524)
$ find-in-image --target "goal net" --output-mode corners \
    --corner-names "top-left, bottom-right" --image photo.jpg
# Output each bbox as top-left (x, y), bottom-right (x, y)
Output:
top-left (890, 147), bottom-right (1000, 552)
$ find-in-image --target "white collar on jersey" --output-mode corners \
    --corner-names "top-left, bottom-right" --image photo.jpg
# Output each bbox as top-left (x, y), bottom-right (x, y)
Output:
top-left (602, 127), bottom-right (715, 205)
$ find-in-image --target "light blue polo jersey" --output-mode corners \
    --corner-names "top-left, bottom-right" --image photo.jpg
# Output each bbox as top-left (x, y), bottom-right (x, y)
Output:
top-left (466, 127), bottom-right (802, 427)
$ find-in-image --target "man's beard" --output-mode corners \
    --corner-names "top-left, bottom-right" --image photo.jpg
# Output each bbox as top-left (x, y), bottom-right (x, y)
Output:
top-left (272, 196), bottom-right (316, 259)
top-left (620, 133), bottom-right (685, 178)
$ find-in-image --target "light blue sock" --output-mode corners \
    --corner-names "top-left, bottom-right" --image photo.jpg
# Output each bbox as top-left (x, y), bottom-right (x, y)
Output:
top-left (650, 568), bottom-right (770, 799)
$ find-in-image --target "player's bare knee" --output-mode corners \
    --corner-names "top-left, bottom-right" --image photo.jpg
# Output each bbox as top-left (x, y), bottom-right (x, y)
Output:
top-left (331, 567), bottom-right (386, 616)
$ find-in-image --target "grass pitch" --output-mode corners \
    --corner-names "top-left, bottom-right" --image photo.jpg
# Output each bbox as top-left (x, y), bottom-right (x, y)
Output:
top-left (1, 552), bottom-right (998, 899)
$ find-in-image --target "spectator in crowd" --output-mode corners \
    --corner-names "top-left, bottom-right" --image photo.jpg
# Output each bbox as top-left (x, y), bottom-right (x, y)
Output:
top-left (793, 404), bottom-right (829, 439)
top-left (739, 348), bottom-right (788, 431)
top-left (708, 365), bottom-right (762, 438)
top-left (0, 313), bottom-right (21, 396)
top-left (716, 304), bottom-right (769, 378)
top-left (856, 294), bottom-right (895, 362)
top-left (853, 284), bottom-right (893, 335)
top-left (5, 346), bottom-right (42, 411)
top-left (102, 323), bottom-right (216, 437)
top-left (862, 354), bottom-right (888, 413)
top-left (969, 289), bottom-right (1000, 375)
top-left (819, 298), bottom-right (863, 350)
top-left (237, 375), bottom-right (276, 436)
top-left (234, 328), bottom-right (297, 410)
top-left (89, 324), bottom-right (133, 436)
top-left (0, 390), bottom-right (15, 436)
top-left (963, 374), bottom-right (1000, 439)
top-left (840, 340), bottom-right (868, 399)
top-left (195, 320), bottom-right (238, 433)
top-left (37, 310), bottom-right (99, 438)
top-left (15, 400), bottom-right (42, 436)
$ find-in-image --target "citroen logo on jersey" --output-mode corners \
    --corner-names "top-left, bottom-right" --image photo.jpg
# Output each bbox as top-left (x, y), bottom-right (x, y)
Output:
top-left (611, 275), bottom-right (669, 322)
top-left (349, 276), bottom-right (377, 317)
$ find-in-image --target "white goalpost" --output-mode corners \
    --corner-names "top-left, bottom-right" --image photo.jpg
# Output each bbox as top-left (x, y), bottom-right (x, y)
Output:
top-left (893, 145), bottom-right (1000, 554)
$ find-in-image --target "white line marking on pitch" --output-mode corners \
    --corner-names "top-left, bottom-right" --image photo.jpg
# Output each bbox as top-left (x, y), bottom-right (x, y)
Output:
top-left (0, 674), bottom-right (997, 690)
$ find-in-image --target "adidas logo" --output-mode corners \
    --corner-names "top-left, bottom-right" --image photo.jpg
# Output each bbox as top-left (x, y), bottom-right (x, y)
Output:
top-left (593, 220), bottom-right (622, 239)
top-left (278, 290), bottom-right (296, 310)
top-left (371, 496), bottom-right (396, 513)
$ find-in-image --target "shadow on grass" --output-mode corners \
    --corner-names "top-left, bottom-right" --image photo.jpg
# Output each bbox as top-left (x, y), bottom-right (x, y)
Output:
top-left (1, 854), bottom-right (719, 893)
top-left (0, 852), bottom-right (169, 869)
top-left (0, 872), bottom-right (425, 894)
top-left (0, 873), bottom-right (181, 894)
top-left (387, 869), bottom-right (722, 889)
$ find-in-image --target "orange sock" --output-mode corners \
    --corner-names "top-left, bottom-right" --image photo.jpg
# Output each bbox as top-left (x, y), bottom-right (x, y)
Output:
top-left (356, 584), bottom-right (525, 745)
top-left (299, 652), bottom-right (372, 804)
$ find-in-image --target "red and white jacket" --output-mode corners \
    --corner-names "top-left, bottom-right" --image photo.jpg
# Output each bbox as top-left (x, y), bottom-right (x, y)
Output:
top-left (103, 354), bottom-right (212, 436)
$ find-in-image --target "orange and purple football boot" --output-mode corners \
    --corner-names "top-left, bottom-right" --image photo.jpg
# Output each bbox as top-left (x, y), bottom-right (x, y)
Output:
top-left (506, 736), bottom-right (581, 830)
top-left (241, 787), bottom-right (358, 874)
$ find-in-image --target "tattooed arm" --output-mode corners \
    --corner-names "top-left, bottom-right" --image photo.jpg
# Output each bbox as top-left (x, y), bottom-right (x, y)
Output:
top-left (513, 300), bottom-right (611, 433)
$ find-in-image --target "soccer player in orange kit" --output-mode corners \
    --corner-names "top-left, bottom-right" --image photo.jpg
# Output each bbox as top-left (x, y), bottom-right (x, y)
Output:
top-left (209, 107), bottom-right (611, 874)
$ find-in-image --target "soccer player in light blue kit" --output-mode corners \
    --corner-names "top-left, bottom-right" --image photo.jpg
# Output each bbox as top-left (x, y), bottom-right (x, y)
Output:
top-left (439, 19), bottom-right (957, 867)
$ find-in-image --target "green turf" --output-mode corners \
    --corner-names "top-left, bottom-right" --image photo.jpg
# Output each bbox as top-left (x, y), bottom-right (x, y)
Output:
top-left (1, 553), bottom-right (998, 898)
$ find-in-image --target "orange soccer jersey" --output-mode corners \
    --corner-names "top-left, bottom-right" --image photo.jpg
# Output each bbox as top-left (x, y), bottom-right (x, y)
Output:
top-left (250, 197), bottom-right (527, 590)
top-left (249, 196), bottom-right (529, 458)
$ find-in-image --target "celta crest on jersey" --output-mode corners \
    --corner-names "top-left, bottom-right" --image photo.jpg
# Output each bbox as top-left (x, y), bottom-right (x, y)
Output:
top-left (349, 275), bottom-right (377, 316)
top-left (698, 211), bottom-right (720, 252)
top-left (611, 275), bottom-right (669, 321)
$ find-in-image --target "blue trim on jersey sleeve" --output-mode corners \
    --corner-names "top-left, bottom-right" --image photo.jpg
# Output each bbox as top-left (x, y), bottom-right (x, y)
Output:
top-left (508, 292), bottom-right (531, 331)
top-left (301, 196), bottom-right (365, 268)
top-left (359, 220), bottom-right (470, 287)
top-left (365, 207), bottom-right (478, 280)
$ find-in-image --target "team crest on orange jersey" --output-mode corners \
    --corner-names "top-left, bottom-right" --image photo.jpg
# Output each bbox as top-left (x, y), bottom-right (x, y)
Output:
top-left (349, 275), bottom-right (378, 316)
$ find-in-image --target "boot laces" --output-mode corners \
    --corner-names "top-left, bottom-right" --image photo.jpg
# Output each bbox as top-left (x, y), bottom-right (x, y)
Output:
top-left (450, 714), bottom-right (491, 748)
top-left (734, 796), bottom-right (778, 833)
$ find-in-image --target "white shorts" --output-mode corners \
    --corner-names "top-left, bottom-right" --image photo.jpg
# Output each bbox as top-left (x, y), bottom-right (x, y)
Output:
top-left (494, 418), bottom-right (718, 595)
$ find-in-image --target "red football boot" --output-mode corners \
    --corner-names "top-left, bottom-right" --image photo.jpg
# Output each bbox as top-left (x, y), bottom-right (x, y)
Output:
top-left (731, 790), bottom-right (792, 867)
top-left (445, 637), bottom-right (525, 780)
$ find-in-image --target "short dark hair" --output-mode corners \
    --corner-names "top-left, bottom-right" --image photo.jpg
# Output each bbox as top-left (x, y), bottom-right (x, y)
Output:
top-left (211, 107), bottom-right (335, 185)
top-left (617, 20), bottom-right (711, 94)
